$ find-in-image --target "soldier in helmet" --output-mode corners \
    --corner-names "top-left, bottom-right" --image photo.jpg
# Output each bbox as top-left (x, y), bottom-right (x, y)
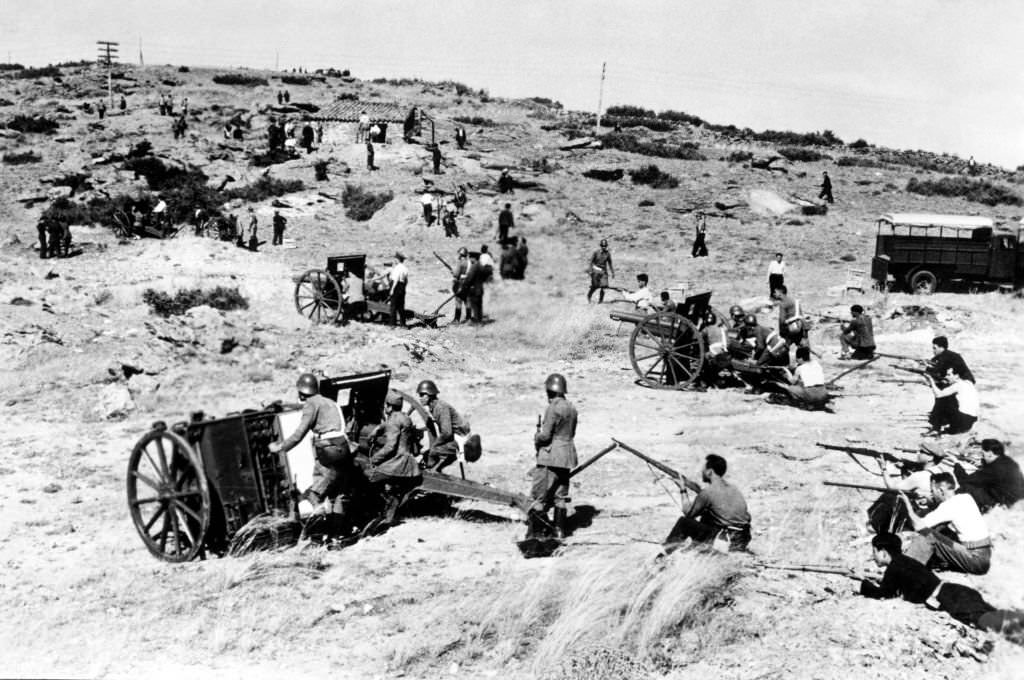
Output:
top-left (269, 373), bottom-right (353, 536)
top-left (417, 379), bottom-right (468, 472)
top-left (586, 239), bottom-right (615, 303)
top-left (527, 373), bottom-right (579, 540)
top-left (367, 391), bottom-right (422, 523)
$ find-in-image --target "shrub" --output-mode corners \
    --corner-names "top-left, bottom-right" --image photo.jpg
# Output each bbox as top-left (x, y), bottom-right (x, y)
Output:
top-left (121, 156), bottom-right (224, 224)
top-left (16, 65), bottom-right (61, 79)
top-left (749, 128), bottom-right (843, 147)
top-left (778, 146), bottom-right (826, 162)
top-left (530, 96), bottom-right (562, 109)
top-left (281, 75), bottom-right (310, 86)
top-left (0, 98), bottom-right (14, 107)
top-left (143, 286), bottom-right (249, 317)
top-left (453, 115), bottom-right (496, 127)
top-left (726, 150), bottom-right (753, 163)
top-left (0, 63), bottom-right (25, 72)
top-left (605, 105), bottom-right (656, 118)
top-left (629, 164), bottom-right (679, 189)
top-left (223, 176), bottom-right (304, 202)
top-left (342, 184), bottom-right (393, 221)
top-left (836, 155), bottom-right (884, 168)
top-left (178, 65), bottom-right (190, 73)
top-left (314, 160), bottom-right (329, 181)
top-left (41, 197), bottom-right (92, 226)
top-left (600, 133), bottom-right (706, 161)
top-left (638, 199), bottom-right (655, 207)
top-left (583, 168), bottom-right (624, 182)
top-left (212, 73), bottom-right (269, 87)
top-left (657, 109), bottom-right (705, 126)
top-left (601, 116), bottom-right (674, 132)
top-left (2, 150), bottom-right (42, 164)
top-left (905, 177), bottom-right (1022, 206)
top-left (848, 138), bottom-right (870, 149)
top-left (6, 114), bottom-right (58, 134)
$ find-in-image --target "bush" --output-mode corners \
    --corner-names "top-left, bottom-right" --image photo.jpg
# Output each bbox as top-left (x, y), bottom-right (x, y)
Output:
top-left (905, 177), bottom-right (1022, 206)
top-left (314, 160), bottom-right (329, 181)
top-left (6, 114), bottom-right (58, 134)
top-left (453, 115), bottom-right (496, 127)
top-left (121, 156), bottom-right (224, 224)
top-left (601, 116), bottom-right (674, 132)
top-left (848, 138), bottom-right (870, 149)
top-left (530, 97), bottom-right (562, 109)
top-left (16, 65), bottom-right (61, 79)
top-left (778, 146), bottom-right (826, 162)
top-left (143, 287), bottom-right (249, 317)
top-left (605, 105), bottom-right (656, 118)
top-left (600, 133), bottom-right (706, 161)
top-left (657, 109), bottom-right (705, 126)
top-left (212, 73), bottom-right (269, 87)
top-left (281, 75), bottom-right (310, 86)
top-left (2, 150), bottom-right (42, 164)
top-left (342, 184), bottom-right (393, 221)
top-left (748, 128), bottom-right (843, 147)
top-left (726, 150), bottom-right (753, 163)
top-left (837, 155), bottom-right (884, 168)
top-left (223, 176), bottom-right (304, 202)
top-left (629, 164), bottom-right (679, 189)
top-left (0, 63), bottom-right (24, 72)
top-left (178, 65), bottom-right (190, 73)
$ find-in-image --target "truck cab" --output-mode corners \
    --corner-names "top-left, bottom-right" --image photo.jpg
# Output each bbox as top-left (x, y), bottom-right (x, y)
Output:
top-left (870, 213), bottom-right (1023, 293)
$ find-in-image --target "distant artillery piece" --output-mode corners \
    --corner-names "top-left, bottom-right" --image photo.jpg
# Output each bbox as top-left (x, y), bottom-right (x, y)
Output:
top-left (609, 291), bottom-right (729, 390)
top-left (293, 253), bottom-right (451, 327)
top-left (126, 368), bottom-right (529, 562)
top-left (110, 207), bottom-right (180, 240)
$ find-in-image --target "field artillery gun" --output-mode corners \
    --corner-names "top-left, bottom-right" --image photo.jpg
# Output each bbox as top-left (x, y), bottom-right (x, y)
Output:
top-left (608, 291), bottom-right (728, 390)
top-left (126, 368), bottom-right (528, 562)
top-left (293, 253), bottom-right (449, 327)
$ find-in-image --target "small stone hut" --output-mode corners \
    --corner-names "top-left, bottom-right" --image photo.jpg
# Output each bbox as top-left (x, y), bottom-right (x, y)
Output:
top-left (312, 101), bottom-right (408, 145)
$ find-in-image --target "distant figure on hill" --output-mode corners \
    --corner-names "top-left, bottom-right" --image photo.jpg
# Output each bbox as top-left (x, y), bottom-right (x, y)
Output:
top-left (498, 168), bottom-right (514, 194)
top-left (515, 236), bottom-right (529, 279)
top-left (403, 107), bottom-right (417, 142)
top-left (453, 185), bottom-right (467, 215)
top-left (97, 100), bottom-right (106, 119)
top-left (497, 203), bottom-right (514, 243)
top-left (767, 252), bottom-right (786, 298)
top-left (357, 111), bottom-right (370, 143)
top-left (369, 123), bottom-right (381, 143)
top-left (283, 90), bottom-right (290, 104)
top-left (119, 95), bottom-right (126, 111)
top-left (442, 206), bottom-right (458, 238)
top-left (819, 171), bottom-right (834, 204)
top-left (967, 156), bottom-right (978, 176)
top-left (460, 251), bottom-right (486, 323)
top-left (366, 140), bottom-right (375, 171)
top-left (315, 122), bottom-right (324, 145)
top-left (301, 123), bottom-right (315, 153)
top-left (272, 210), bottom-right (287, 246)
top-left (277, 90), bottom-right (283, 105)
top-left (36, 217), bottom-right (48, 259)
top-left (432, 144), bottom-right (442, 174)
top-left (454, 126), bottom-right (467, 149)
top-left (247, 208), bottom-right (260, 251)
top-left (587, 239), bottom-right (615, 303)
top-left (421, 190), bottom-right (435, 226)
top-left (692, 211), bottom-right (708, 257)
top-left (388, 252), bottom-right (409, 327)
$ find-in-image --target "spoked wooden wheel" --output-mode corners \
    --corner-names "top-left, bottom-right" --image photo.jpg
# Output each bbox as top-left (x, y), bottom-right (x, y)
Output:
top-left (395, 389), bottom-right (438, 456)
top-left (127, 427), bottom-right (211, 562)
top-left (294, 269), bottom-right (343, 324)
top-left (628, 311), bottom-right (705, 390)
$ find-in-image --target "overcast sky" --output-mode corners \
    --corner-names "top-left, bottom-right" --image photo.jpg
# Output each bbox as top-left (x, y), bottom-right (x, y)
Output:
top-left (5, 0), bottom-right (1022, 167)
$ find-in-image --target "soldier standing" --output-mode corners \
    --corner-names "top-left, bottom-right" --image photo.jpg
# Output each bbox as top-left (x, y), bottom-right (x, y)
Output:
top-left (692, 211), bottom-right (708, 257)
top-left (460, 251), bottom-right (486, 323)
top-left (36, 217), bottom-right (48, 259)
top-left (366, 139), bottom-right (375, 171)
top-left (272, 210), bottom-right (287, 246)
top-left (527, 373), bottom-right (578, 540)
top-left (389, 252), bottom-right (409, 327)
top-left (47, 218), bottom-right (64, 258)
top-left (586, 239), bottom-right (615, 303)
top-left (819, 171), bottom-right (834, 204)
top-left (497, 203), bottom-right (514, 244)
top-left (268, 373), bottom-right (353, 537)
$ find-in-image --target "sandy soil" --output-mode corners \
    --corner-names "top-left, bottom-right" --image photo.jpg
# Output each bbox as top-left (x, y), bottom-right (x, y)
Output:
top-left (1, 64), bottom-right (1023, 679)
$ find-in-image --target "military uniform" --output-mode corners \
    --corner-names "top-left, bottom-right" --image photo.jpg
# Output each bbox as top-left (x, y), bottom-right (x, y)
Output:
top-left (368, 409), bottom-right (421, 506)
top-left (278, 394), bottom-right (352, 511)
top-left (426, 398), bottom-right (463, 471)
top-left (531, 396), bottom-right (579, 514)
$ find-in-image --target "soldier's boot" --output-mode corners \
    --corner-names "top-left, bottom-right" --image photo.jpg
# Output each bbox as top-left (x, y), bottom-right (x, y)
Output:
top-left (453, 307), bottom-right (462, 323)
top-left (553, 507), bottom-right (568, 540)
top-left (525, 510), bottom-right (546, 539)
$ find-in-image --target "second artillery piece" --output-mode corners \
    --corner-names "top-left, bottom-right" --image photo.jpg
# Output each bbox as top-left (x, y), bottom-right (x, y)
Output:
top-left (609, 291), bottom-right (728, 390)
top-left (293, 253), bottom-right (450, 327)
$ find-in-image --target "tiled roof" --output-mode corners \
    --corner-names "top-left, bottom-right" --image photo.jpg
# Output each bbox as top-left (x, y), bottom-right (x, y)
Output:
top-left (314, 100), bottom-right (407, 122)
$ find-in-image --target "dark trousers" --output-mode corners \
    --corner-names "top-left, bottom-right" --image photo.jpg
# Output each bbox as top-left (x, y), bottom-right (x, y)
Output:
top-left (692, 233), bottom-right (708, 257)
top-left (423, 205), bottom-right (434, 225)
top-left (938, 582), bottom-right (995, 627)
top-left (38, 227), bottom-right (48, 258)
top-left (530, 465), bottom-right (571, 512)
top-left (272, 226), bottom-right (284, 245)
top-left (498, 225), bottom-right (509, 244)
top-left (665, 516), bottom-right (751, 551)
top-left (930, 395), bottom-right (959, 431)
top-left (468, 293), bottom-right (483, 323)
top-left (390, 282), bottom-right (407, 326)
top-left (308, 439), bottom-right (355, 512)
top-left (768, 274), bottom-right (784, 297)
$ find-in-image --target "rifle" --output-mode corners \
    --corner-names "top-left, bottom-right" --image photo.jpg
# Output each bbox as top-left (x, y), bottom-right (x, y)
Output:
top-left (432, 250), bottom-right (454, 275)
top-left (610, 438), bottom-right (700, 493)
top-left (875, 352), bottom-right (924, 363)
top-left (757, 563), bottom-right (864, 579)
top-left (894, 365), bottom-right (930, 378)
top-left (816, 442), bottom-right (909, 465)
top-left (826, 355), bottom-right (881, 386)
top-left (816, 315), bottom-right (845, 324)
top-left (569, 442), bottom-right (619, 479)
top-left (824, 480), bottom-right (904, 494)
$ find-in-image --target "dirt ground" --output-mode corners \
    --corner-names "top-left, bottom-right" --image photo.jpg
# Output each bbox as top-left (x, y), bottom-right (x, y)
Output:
top-left (1, 65), bottom-right (1023, 679)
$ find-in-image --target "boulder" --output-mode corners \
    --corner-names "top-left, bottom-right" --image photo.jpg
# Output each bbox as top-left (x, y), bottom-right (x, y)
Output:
top-left (127, 373), bottom-right (161, 398)
top-left (89, 384), bottom-right (135, 420)
top-left (747, 190), bottom-right (796, 217)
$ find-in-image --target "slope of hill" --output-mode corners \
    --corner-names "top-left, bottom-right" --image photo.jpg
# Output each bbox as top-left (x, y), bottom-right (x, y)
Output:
top-left (1, 63), bottom-right (1023, 679)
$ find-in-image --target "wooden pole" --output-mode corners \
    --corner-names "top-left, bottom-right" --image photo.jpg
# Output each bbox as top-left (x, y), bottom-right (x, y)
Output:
top-left (595, 61), bottom-right (606, 133)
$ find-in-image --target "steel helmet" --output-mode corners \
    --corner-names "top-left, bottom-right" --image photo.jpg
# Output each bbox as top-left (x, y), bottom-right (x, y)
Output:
top-left (386, 391), bottom-right (405, 408)
top-left (545, 373), bottom-right (567, 395)
top-left (296, 373), bottom-right (319, 397)
top-left (599, 239), bottom-right (608, 247)
top-left (729, 304), bottom-right (744, 319)
top-left (416, 379), bottom-right (439, 396)
top-left (743, 314), bottom-right (757, 327)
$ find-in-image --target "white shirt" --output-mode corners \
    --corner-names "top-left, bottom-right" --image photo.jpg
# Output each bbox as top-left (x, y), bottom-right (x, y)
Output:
top-left (624, 287), bottom-right (653, 310)
top-left (421, 193), bottom-right (434, 206)
top-left (937, 380), bottom-right (979, 417)
top-left (358, 113), bottom-right (370, 126)
top-left (794, 361), bottom-right (824, 387)
top-left (479, 252), bottom-right (495, 269)
top-left (390, 262), bottom-right (408, 287)
top-left (768, 260), bottom-right (786, 276)
top-left (919, 493), bottom-right (988, 542)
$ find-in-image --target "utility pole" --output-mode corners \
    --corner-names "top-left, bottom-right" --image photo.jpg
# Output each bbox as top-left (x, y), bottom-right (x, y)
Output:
top-left (275, 50), bottom-right (279, 71)
top-left (595, 61), bottom-right (606, 133)
top-left (139, 37), bottom-right (144, 66)
top-left (96, 40), bottom-right (119, 107)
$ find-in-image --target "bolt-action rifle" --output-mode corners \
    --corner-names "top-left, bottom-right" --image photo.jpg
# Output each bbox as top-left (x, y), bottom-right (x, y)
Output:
top-left (816, 442), bottom-right (910, 466)
top-left (824, 480), bottom-right (917, 494)
top-left (757, 563), bottom-right (864, 579)
top-left (610, 438), bottom-right (701, 493)
top-left (433, 250), bottom-right (454, 275)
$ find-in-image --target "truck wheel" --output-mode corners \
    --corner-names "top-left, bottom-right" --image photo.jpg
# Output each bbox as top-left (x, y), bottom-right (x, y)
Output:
top-left (910, 270), bottom-right (938, 295)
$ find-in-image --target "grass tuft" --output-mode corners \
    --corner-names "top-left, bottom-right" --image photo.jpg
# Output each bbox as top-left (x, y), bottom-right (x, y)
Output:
top-left (142, 286), bottom-right (249, 317)
top-left (629, 164), bottom-right (679, 189)
top-left (342, 183), bottom-right (394, 221)
top-left (906, 176), bottom-right (1022, 206)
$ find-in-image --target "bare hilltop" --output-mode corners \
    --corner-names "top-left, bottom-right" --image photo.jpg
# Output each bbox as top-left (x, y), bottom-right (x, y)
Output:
top-left (1, 63), bottom-right (1023, 679)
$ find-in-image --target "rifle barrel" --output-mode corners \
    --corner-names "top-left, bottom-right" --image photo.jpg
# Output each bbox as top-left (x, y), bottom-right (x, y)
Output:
top-left (815, 442), bottom-right (906, 464)
top-left (432, 250), bottom-right (454, 274)
top-left (824, 480), bottom-right (894, 493)
top-left (758, 563), bottom-right (860, 578)
top-left (610, 438), bottom-right (694, 490)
